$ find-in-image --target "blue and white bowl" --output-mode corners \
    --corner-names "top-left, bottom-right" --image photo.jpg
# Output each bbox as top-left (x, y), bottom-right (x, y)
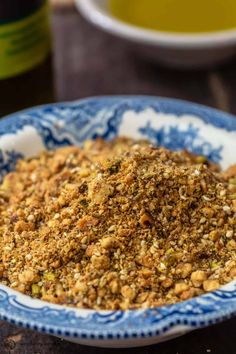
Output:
top-left (0, 96), bottom-right (236, 348)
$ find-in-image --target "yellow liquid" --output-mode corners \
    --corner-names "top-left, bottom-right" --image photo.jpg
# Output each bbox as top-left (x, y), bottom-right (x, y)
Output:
top-left (110, 0), bottom-right (236, 33)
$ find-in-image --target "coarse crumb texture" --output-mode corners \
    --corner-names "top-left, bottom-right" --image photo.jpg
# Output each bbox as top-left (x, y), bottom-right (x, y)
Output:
top-left (0, 138), bottom-right (236, 310)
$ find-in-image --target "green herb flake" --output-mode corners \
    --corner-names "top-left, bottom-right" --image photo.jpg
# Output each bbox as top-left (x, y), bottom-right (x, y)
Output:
top-left (108, 161), bottom-right (121, 175)
top-left (79, 199), bottom-right (88, 208)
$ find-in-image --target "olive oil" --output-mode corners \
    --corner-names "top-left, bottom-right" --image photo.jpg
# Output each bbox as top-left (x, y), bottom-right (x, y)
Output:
top-left (110, 0), bottom-right (236, 33)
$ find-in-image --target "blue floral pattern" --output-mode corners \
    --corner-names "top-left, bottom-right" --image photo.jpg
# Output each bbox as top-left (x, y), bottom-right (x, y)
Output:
top-left (0, 96), bottom-right (236, 343)
top-left (139, 122), bottom-right (223, 163)
top-left (0, 150), bottom-right (24, 179)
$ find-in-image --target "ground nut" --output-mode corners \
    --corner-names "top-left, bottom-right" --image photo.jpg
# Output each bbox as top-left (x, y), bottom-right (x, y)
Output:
top-left (174, 282), bottom-right (189, 295)
top-left (136, 292), bottom-right (149, 304)
top-left (226, 230), bottom-right (234, 238)
top-left (180, 289), bottom-right (195, 301)
top-left (31, 284), bottom-right (41, 296)
top-left (1, 138), bottom-right (236, 311)
top-left (88, 179), bottom-right (114, 203)
top-left (203, 279), bottom-right (220, 292)
top-left (79, 168), bottom-right (90, 178)
top-left (85, 245), bottom-right (98, 257)
top-left (177, 263), bottom-right (192, 278)
top-left (209, 230), bottom-right (220, 242)
top-left (140, 268), bottom-right (153, 278)
top-left (140, 212), bottom-right (154, 227)
top-left (191, 270), bottom-right (207, 287)
top-left (120, 299), bottom-right (130, 310)
top-left (0, 265), bottom-right (4, 278)
top-left (100, 236), bottom-right (118, 249)
top-left (202, 207), bottom-right (214, 218)
top-left (110, 279), bottom-right (119, 294)
top-left (227, 239), bottom-right (236, 250)
top-left (91, 255), bottom-right (110, 270)
top-left (14, 220), bottom-right (32, 233)
top-left (140, 255), bottom-right (153, 268)
top-left (223, 164), bottom-right (236, 179)
top-left (229, 267), bottom-right (236, 279)
top-left (55, 283), bottom-right (64, 297)
top-left (18, 269), bottom-right (38, 285)
top-left (77, 216), bottom-right (98, 231)
top-left (161, 278), bottom-right (173, 288)
top-left (121, 285), bottom-right (136, 301)
top-left (74, 280), bottom-right (88, 293)
top-left (98, 288), bottom-right (106, 298)
top-left (232, 200), bottom-right (236, 212)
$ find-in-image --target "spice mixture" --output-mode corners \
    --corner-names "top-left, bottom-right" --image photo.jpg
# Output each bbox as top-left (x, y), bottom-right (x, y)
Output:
top-left (0, 138), bottom-right (236, 310)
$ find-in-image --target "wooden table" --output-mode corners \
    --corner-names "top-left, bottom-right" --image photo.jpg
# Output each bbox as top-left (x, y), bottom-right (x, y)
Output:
top-left (0, 5), bottom-right (236, 354)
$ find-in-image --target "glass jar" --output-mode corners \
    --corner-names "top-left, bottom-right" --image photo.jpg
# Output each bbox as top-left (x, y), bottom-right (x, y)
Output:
top-left (0, 0), bottom-right (54, 116)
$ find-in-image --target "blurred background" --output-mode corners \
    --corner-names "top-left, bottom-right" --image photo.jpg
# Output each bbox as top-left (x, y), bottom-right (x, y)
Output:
top-left (1, 0), bottom-right (236, 118)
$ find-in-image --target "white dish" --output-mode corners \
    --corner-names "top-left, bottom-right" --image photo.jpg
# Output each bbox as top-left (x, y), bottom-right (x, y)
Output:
top-left (76, 0), bottom-right (236, 68)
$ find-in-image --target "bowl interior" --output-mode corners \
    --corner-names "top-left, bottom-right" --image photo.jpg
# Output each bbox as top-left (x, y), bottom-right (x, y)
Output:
top-left (0, 96), bottom-right (236, 179)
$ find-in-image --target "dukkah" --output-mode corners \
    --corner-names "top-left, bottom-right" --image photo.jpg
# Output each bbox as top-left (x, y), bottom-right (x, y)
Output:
top-left (0, 138), bottom-right (236, 310)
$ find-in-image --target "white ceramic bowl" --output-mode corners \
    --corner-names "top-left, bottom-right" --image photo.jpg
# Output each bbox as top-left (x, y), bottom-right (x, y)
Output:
top-left (76, 0), bottom-right (236, 68)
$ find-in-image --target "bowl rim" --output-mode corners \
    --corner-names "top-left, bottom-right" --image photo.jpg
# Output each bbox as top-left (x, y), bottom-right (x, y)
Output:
top-left (0, 95), bottom-right (236, 342)
top-left (0, 281), bottom-right (236, 341)
top-left (76, 0), bottom-right (236, 49)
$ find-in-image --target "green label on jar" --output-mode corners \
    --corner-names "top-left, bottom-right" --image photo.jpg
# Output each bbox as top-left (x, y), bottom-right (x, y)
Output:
top-left (0, 1), bottom-right (51, 79)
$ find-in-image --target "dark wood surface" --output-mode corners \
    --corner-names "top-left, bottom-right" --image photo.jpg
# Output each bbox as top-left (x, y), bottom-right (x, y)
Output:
top-left (0, 317), bottom-right (235, 354)
top-left (1, 6), bottom-right (236, 354)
